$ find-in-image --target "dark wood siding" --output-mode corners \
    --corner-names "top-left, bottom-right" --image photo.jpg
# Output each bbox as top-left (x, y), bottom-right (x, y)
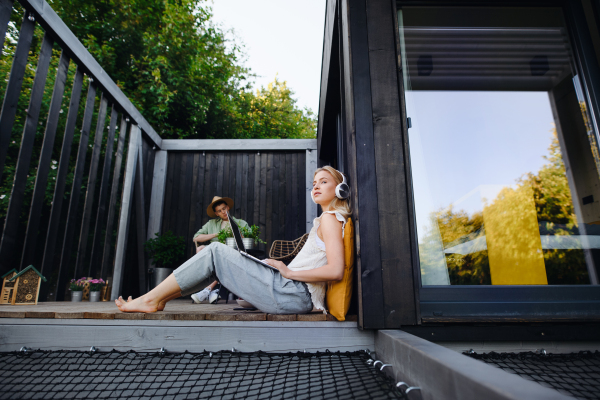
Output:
top-left (366, 0), bottom-right (417, 326)
top-left (161, 151), bottom-right (307, 260)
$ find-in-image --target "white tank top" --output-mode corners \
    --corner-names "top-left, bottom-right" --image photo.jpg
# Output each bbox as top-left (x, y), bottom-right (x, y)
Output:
top-left (287, 211), bottom-right (347, 312)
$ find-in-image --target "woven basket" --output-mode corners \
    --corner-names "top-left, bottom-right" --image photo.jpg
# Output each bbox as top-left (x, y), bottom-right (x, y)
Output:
top-left (269, 233), bottom-right (309, 262)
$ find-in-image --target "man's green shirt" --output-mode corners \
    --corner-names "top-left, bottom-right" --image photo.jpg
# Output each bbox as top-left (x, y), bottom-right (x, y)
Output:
top-left (193, 217), bottom-right (249, 243)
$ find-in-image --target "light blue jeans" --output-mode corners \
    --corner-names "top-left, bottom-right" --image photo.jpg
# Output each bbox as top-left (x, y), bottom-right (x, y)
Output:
top-left (173, 242), bottom-right (313, 314)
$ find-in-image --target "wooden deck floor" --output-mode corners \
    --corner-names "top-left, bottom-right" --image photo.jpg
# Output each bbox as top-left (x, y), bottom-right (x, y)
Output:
top-left (0, 300), bottom-right (369, 353)
top-left (0, 300), bottom-right (357, 322)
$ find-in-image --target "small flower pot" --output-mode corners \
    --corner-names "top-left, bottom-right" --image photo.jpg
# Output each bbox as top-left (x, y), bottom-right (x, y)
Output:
top-left (242, 238), bottom-right (254, 250)
top-left (71, 291), bottom-right (83, 302)
top-left (89, 291), bottom-right (101, 302)
top-left (226, 237), bottom-right (237, 249)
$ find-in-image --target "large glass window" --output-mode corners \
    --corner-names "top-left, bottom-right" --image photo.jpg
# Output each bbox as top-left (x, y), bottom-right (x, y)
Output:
top-left (399, 6), bottom-right (600, 286)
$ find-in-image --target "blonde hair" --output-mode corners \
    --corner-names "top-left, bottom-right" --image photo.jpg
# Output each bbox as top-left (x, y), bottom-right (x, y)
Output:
top-left (313, 166), bottom-right (352, 219)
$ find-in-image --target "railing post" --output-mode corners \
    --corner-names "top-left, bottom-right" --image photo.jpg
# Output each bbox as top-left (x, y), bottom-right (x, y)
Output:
top-left (305, 148), bottom-right (318, 233)
top-left (74, 93), bottom-right (109, 277)
top-left (0, 31), bottom-right (53, 274)
top-left (134, 135), bottom-right (147, 294)
top-left (0, 0), bottom-right (14, 55)
top-left (146, 150), bottom-right (168, 270)
top-left (100, 116), bottom-right (129, 281)
top-left (88, 105), bottom-right (119, 277)
top-left (111, 125), bottom-right (140, 300)
top-left (21, 50), bottom-right (70, 269)
top-left (55, 80), bottom-right (97, 300)
top-left (40, 66), bottom-right (84, 299)
top-left (0, 9), bottom-right (34, 181)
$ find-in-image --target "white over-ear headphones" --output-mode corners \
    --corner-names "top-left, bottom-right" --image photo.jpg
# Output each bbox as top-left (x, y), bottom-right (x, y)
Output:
top-left (335, 174), bottom-right (350, 199)
top-left (311, 168), bottom-right (350, 203)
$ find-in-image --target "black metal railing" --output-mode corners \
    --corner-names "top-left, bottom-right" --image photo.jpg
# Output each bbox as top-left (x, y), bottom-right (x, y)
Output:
top-left (0, 0), bottom-right (158, 300)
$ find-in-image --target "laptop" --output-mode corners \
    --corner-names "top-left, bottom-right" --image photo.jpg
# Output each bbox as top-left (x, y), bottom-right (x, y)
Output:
top-left (227, 211), bottom-right (278, 271)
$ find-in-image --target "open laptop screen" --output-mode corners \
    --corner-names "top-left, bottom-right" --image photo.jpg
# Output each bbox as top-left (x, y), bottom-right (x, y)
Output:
top-left (227, 211), bottom-right (245, 252)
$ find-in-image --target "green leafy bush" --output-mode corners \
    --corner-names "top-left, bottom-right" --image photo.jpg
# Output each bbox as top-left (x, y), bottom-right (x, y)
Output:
top-left (144, 231), bottom-right (186, 268)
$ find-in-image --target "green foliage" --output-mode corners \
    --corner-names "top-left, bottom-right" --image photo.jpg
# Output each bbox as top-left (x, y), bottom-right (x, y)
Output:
top-left (47, 0), bottom-right (316, 140)
top-left (0, 0), bottom-right (315, 224)
top-left (520, 132), bottom-right (588, 284)
top-left (144, 231), bottom-right (186, 268)
top-left (216, 227), bottom-right (233, 244)
top-left (216, 224), bottom-right (265, 245)
top-left (240, 224), bottom-right (266, 244)
top-left (432, 207), bottom-right (490, 285)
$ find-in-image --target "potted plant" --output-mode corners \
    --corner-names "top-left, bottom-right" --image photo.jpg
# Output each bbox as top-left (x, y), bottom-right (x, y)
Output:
top-left (69, 278), bottom-right (86, 302)
top-left (217, 226), bottom-right (235, 248)
top-left (240, 225), bottom-right (266, 249)
top-left (144, 231), bottom-right (186, 288)
top-left (88, 279), bottom-right (105, 302)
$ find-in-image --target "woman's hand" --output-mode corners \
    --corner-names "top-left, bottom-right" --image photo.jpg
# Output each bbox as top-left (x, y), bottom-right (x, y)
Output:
top-left (263, 259), bottom-right (293, 279)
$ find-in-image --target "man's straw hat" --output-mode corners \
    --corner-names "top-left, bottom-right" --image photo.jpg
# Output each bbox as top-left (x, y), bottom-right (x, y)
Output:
top-left (207, 196), bottom-right (234, 218)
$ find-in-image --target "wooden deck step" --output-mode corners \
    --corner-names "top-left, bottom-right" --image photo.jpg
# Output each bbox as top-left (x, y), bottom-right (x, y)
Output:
top-left (0, 300), bottom-right (357, 322)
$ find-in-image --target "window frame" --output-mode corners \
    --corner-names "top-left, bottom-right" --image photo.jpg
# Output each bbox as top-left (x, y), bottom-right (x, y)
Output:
top-left (394, 0), bottom-right (600, 323)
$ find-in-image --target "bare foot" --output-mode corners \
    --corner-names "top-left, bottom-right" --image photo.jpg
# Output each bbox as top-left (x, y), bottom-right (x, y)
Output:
top-left (115, 295), bottom-right (159, 313)
top-left (122, 295), bottom-right (165, 311)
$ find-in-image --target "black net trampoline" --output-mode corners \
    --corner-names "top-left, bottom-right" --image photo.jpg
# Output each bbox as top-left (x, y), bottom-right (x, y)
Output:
top-left (465, 350), bottom-right (600, 399)
top-left (0, 349), bottom-right (407, 400)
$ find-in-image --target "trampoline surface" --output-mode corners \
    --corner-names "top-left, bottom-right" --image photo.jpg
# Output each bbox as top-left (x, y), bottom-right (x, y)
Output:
top-left (0, 349), bottom-right (407, 399)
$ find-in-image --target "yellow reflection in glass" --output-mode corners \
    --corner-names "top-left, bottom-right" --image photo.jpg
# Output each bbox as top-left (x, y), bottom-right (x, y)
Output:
top-left (482, 185), bottom-right (548, 285)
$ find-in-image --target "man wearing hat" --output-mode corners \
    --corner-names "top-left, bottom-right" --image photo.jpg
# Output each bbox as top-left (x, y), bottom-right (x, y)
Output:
top-left (190, 196), bottom-right (249, 303)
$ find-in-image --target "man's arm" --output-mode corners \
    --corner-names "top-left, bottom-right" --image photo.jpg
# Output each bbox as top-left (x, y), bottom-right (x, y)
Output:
top-left (194, 233), bottom-right (217, 243)
top-left (193, 222), bottom-right (217, 243)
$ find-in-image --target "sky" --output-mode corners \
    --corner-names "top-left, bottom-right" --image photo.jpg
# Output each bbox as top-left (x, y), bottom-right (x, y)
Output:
top-left (210, 0), bottom-right (326, 114)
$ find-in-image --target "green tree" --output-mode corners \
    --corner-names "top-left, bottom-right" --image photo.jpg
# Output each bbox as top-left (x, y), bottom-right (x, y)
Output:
top-left (0, 0), bottom-right (316, 218)
top-left (519, 131), bottom-right (587, 284)
top-left (48, 0), bottom-right (316, 139)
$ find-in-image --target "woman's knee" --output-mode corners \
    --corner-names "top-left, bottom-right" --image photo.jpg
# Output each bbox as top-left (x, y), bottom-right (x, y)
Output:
top-left (196, 245), bottom-right (206, 254)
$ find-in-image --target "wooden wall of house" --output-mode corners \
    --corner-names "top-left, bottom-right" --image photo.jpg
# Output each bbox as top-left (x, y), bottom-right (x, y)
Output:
top-left (161, 151), bottom-right (307, 261)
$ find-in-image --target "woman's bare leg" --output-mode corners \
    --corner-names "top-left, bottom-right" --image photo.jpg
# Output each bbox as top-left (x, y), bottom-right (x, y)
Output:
top-left (196, 245), bottom-right (206, 254)
top-left (124, 292), bottom-right (180, 311)
top-left (207, 280), bottom-right (218, 290)
top-left (158, 292), bottom-right (180, 310)
top-left (115, 274), bottom-right (181, 313)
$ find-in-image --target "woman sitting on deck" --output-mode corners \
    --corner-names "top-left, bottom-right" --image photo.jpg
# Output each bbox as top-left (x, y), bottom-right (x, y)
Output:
top-left (115, 166), bottom-right (351, 314)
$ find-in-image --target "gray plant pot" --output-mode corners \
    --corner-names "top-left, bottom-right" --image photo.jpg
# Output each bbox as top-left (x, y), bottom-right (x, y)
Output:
top-left (151, 268), bottom-right (174, 289)
top-left (226, 237), bottom-right (237, 249)
top-left (89, 291), bottom-right (101, 302)
top-left (242, 238), bottom-right (254, 250)
top-left (71, 291), bottom-right (83, 302)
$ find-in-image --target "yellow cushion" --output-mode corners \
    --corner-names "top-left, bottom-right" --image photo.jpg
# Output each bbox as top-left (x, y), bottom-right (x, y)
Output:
top-left (326, 218), bottom-right (354, 321)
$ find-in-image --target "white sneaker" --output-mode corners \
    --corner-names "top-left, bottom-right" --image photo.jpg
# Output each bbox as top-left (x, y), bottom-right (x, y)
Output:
top-left (191, 287), bottom-right (211, 304)
top-left (209, 288), bottom-right (220, 304)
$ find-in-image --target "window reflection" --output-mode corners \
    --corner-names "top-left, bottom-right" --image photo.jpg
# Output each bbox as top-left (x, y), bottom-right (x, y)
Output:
top-left (399, 7), bottom-right (600, 285)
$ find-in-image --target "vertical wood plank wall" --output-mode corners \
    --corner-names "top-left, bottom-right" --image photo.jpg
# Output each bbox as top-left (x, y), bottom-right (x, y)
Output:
top-left (161, 151), bottom-right (307, 259)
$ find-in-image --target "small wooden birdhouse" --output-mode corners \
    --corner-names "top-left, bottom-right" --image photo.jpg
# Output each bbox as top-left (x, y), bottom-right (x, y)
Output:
top-left (6, 266), bottom-right (47, 305)
top-left (1, 269), bottom-right (18, 305)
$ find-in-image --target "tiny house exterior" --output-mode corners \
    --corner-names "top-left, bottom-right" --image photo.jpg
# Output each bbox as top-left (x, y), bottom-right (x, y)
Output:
top-left (319, 0), bottom-right (600, 335)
